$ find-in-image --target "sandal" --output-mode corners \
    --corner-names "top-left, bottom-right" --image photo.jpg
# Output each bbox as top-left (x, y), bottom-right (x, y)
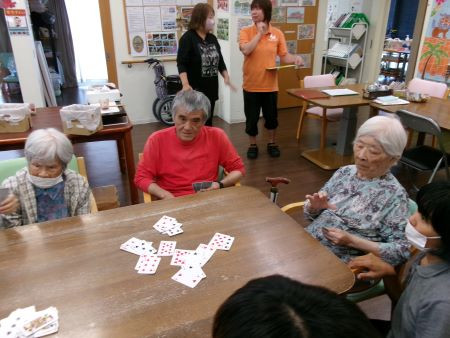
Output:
top-left (247, 144), bottom-right (258, 159)
top-left (267, 143), bottom-right (281, 158)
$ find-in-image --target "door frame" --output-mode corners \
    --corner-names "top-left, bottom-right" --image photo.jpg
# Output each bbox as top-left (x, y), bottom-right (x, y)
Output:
top-left (98, 0), bottom-right (118, 86)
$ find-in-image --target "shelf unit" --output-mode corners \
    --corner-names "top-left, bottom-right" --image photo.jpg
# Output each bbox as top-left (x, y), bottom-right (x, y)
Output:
top-left (322, 22), bottom-right (368, 83)
top-left (379, 49), bottom-right (410, 83)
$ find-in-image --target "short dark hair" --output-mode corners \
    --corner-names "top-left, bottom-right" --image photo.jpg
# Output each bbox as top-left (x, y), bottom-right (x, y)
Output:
top-left (213, 275), bottom-right (381, 338)
top-left (416, 181), bottom-right (450, 262)
top-left (251, 0), bottom-right (272, 23)
top-left (188, 3), bottom-right (214, 31)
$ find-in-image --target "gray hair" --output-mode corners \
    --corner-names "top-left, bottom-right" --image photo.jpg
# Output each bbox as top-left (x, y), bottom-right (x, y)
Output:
top-left (355, 115), bottom-right (407, 158)
top-left (25, 128), bottom-right (74, 166)
top-left (172, 90), bottom-right (210, 121)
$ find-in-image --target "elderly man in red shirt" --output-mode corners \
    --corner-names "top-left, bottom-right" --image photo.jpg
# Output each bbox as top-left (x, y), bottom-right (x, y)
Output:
top-left (135, 90), bottom-right (245, 200)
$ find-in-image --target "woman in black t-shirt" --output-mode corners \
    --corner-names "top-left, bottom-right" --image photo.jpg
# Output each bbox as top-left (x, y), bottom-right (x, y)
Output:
top-left (177, 3), bottom-right (235, 126)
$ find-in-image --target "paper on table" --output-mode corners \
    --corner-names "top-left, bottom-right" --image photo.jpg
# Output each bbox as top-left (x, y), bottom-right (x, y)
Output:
top-left (321, 89), bottom-right (359, 96)
top-left (266, 65), bottom-right (296, 70)
top-left (373, 96), bottom-right (409, 105)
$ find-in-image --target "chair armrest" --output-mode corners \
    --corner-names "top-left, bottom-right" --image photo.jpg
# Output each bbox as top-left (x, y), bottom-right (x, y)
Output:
top-left (281, 201), bottom-right (305, 213)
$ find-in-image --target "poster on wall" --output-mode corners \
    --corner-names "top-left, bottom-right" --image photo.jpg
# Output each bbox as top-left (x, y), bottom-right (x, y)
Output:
top-left (218, 0), bottom-right (229, 12)
top-left (176, 0), bottom-right (192, 5)
top-left (130, 32), bottom-right (148, 56)
top-left (272, 7), bottom-right (286, 23)
top-left (286, 40), bottom-right (297, 54)
top-left (161, 6), bottom-right (177, 30)
top-left (237, 18), bottom-right (253, 42)
top-left (417, 0), bottom-right (449, 83)
top-left (147, 31), bottom-right (178, 56)
top-left (4, 9), bottom-right (29, 35)
top-left (297, 24), bottom-right (315, 40)
top-left (179, 7), bottom-right (193, 31)
top-left (217, 18), bottom-right (229, 40)
top-left (126, 0), bottom-right (144, 5)
top-left (299, 0), bottom-right (315, 6)
top-left (126, 7), bottom-right (145, 32)
top-left (144, 6), bottom-right (162, 31)
top-left (143, 0), bottom-right (160, 4)
top-left (299, 53), bottom-right (311, 68)
top-left (279, 0), bottom-right (297, 7)
top-left (286, 7), bottom-right (304, 23)
top-left (234, 0), bottom-right (251, 15)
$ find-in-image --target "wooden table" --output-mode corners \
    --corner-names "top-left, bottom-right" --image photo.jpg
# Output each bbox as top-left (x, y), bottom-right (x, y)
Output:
top-left (370, 96), bottom-right (450, 131)
top-left (287, 84), bottom-right (371, 170)
top-left (0, 186), bottom-right (354, 337)
top-left (0, 107), bottom-right (139, 204)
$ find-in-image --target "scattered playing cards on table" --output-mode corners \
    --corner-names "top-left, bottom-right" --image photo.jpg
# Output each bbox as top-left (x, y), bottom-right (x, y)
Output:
top-left (0, 306), bottom-right (59, 337)
top-left (135, 254), bottom-right (161, 274)
top-left (208, 232), bottom-right (235, 251)
top-left (120, 237), bottom-right (157, 256)
top-left (157, 240), bottom-right (177, 256)
top-left (153, 215), bottom-right (183, 237)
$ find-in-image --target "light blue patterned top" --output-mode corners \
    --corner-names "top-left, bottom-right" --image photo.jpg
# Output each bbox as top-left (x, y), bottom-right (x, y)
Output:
top-left (34, 181), bottom-right (68, 223)
top-left (305, 165), bottom-right (410, 266)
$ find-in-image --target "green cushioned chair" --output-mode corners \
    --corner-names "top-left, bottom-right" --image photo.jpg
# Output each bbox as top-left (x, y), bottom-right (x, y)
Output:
top-left (0, 156), bottom-right (79, 184)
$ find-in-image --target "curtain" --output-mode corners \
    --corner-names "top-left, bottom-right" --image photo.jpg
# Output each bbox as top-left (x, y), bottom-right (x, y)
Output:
top-left (47, 0), bottom-right (77, 88)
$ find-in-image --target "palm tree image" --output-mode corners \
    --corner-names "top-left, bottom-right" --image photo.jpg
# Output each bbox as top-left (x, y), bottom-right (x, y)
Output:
top-left (419, 41), bottom-right (448, 79)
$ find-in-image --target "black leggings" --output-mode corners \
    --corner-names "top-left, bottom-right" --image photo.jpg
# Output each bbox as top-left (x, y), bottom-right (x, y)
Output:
top-left (243, 90), bottom-right (278, 136)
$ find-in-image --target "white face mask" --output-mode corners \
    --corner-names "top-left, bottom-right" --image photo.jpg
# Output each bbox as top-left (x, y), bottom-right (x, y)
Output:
top-left (205, 18), bottom-right (215, 31)
top-left (28, 173), bottom-right (63, 189)
top-left (405, 221), bottom-right (441, 251)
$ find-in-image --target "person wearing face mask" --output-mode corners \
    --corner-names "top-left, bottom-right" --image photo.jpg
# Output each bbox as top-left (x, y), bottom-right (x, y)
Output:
top-left (349, 181), bottom-right (450, 338)
top-left (0, 128), bottom-right (91, 228)
top-left (177, 3), bottom-right (235, 127)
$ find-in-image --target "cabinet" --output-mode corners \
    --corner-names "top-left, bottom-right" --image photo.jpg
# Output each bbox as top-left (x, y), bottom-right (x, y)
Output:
top-left (322, 22), bottom-right (368, 83)
top-left (379, 49), bottom-right (410, 83)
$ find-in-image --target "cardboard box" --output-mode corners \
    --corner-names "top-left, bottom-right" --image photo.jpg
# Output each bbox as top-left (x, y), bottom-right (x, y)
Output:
top-left (60, 104), bottom-right (103, 136)
top-left (0, 103), bottom-right (31, 133)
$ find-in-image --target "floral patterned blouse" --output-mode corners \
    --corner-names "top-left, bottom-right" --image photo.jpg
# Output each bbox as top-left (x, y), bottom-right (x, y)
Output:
top-left (304, 165), bottom-right (410, 266)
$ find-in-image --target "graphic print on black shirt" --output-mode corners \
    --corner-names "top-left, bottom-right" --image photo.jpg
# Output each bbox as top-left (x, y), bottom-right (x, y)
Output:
top-left (199, 43), bottom-right (219, 78)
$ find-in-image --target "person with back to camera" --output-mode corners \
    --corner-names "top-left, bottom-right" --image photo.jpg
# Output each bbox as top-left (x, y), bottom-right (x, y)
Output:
top-left (177, 3), bottom-right (236, 126)
top-left (239, 0), bottom-right (303, 159)
top-left (349, 181), bottom-right (450, 338)
top-left (0, 128), bottom-right (91, 228)
top-left (213, 274), bottom-right (381, 338)
top-left (304, 115), bottom-right (410, 267)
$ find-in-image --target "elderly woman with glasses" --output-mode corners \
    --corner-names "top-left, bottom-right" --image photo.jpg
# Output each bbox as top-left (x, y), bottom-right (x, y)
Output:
top-left (0, 128), bottom-right (91, 228)
top-left (304, 115), bottom-right (410, 266)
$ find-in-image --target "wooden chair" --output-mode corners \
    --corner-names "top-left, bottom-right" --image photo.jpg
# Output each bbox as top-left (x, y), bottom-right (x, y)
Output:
top-left (296, 74), bottom-right (343, 148)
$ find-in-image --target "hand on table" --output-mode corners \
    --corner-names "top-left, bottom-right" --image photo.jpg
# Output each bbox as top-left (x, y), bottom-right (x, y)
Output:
top-left (0, 194), bottom-right (18, 215)
top-left (201, 182), bottom-right (221, 192)
top-left (348, 253), bottom-right (396, 281)
top-left (305, 191), bottom-right (336, 212)
top-left (160, 191), bottom-right (175, 200)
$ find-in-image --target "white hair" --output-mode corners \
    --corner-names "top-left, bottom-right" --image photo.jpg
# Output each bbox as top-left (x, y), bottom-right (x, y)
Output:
top-left (355, 115), bottom-right (407, 158)
top-left (25, 128), bottom-right (74, 166)
top-left (172, 90), bottom-right (210, 121)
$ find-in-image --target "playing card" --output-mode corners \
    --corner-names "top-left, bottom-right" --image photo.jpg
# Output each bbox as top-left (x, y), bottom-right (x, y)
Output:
top-left (192, 181), bottom-right (213, 192)
top-left (34, 321), bottom-right (59, 337)
top-left (166, 226), bottom-right (183, 237)
top-left (195, 243), bottom-right (217, 266)
top-left (157, 240), bottom-right (176, 256)
top-left (0, 187), bottom-right (10, 202)
top-left (136, 255), bottom-right (161, 274)
top-left (20, 307), bottom-right (58, 337)
top-left (208, 233), bottom-right (235, 251)
top-left (120, 237), bottom-right (156, 256)
top-left (170, 249), bottom-right (195, 266)
top-left (171, 267), bottom-right (205, 288)
top-left (153, 216), bottom-right (181, 234)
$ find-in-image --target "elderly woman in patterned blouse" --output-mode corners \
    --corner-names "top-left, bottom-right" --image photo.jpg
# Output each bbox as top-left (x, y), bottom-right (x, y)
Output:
top-left (0, 128), bottom-right (91, 228)
top-left (304, 115), bottom-right (410, 266)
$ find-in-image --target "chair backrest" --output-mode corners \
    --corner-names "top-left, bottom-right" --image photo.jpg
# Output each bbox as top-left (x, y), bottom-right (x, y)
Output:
top-left (0, 156), bottom-right (79, 184)
top-left (407, 78), bottom-right (448, 98)
top-left (303, 74), bottom-right (335, 89)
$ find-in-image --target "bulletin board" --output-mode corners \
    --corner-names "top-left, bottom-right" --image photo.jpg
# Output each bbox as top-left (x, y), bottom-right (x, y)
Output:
top-left (270, 0), bottom-right (320, 108)
top-left (123, 0), bottom-right (213, 58)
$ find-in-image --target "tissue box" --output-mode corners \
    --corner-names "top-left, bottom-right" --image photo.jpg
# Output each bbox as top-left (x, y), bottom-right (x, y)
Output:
top-left (0, 103), bottom-right (31, 133)
top-left (60, 104), bottom-right (103, 135)
top-left (86, 88), bottom-right (121, 104)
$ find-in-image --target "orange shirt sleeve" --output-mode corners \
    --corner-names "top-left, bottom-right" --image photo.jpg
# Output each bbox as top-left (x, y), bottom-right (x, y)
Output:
top-left (239, 26), bottom-right (251, 48)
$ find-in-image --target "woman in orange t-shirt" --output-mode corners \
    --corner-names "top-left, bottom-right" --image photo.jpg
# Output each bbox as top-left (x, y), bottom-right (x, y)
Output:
top-left (239, 0), bottom-right (303, 159)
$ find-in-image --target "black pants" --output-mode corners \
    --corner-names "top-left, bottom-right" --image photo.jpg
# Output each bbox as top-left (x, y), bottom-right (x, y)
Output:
top-left (243, 90), bottom-right (278, 136)
top-left (205, 99), bottom-right (216, 127)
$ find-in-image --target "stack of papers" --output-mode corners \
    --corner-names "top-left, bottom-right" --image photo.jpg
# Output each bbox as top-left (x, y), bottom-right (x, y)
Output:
top-left (373, 96), bottom-right (409, 105)
top-left (321, 89), bottom-right (359, 96)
